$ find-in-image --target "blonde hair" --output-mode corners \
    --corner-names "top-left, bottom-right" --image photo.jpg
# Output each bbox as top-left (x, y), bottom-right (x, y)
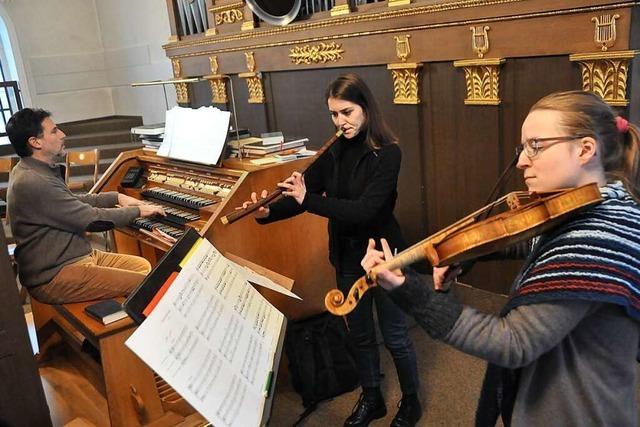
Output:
top-left (530, 90), bottom-right (640, 200)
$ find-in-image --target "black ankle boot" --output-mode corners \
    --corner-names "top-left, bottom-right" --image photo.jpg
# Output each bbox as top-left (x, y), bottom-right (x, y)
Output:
top-left (390, 394), bottom-right (422, 427)
top-left (343, 392), bottom-right (387, 427)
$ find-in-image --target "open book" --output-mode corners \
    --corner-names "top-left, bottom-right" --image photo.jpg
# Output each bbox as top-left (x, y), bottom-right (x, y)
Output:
top-left (124, 229), bottom-right (294, 426)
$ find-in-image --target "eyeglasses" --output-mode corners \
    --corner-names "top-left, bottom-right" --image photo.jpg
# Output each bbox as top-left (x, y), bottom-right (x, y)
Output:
top-left (516, 135), bottom-right (588, 158)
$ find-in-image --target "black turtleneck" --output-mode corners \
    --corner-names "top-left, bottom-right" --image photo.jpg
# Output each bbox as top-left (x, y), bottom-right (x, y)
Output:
top-left (337, 130), bottom-right (367, 199)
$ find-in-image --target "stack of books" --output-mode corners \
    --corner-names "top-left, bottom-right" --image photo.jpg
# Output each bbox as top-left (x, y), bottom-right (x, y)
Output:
top-left (229, 137), bottom-right (310, 158)
top-left (131, 123), bottom-right (165, 149)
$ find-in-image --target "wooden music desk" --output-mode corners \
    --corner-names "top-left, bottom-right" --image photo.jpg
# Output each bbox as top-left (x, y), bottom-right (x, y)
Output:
top-left (31, 298), bottom-right (186, 427)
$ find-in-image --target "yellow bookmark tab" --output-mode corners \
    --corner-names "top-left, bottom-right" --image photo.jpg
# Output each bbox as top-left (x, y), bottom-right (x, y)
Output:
top-left (179, 238), bottom-right (204, 268)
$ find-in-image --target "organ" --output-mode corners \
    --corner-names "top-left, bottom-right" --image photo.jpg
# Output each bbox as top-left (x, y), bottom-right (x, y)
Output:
top-left (93, 147), bottom-right (335, 320)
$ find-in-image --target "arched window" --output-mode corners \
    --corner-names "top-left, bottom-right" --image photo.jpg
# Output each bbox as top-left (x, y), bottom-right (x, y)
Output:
top-left (0, 13), bottom-right (24, 139)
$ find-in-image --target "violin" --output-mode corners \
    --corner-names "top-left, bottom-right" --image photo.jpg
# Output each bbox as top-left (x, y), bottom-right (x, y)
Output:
top-left (325, 183), bottom-right (603, 316)
top-left (220, 129), bottom-right (343, 225)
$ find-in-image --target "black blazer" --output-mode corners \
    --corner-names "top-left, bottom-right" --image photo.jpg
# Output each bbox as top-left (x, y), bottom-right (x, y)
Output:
top-left (259, 136), bottom-right (406, 274)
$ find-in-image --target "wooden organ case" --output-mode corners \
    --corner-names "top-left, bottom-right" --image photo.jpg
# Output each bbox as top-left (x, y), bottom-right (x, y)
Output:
top-left (93, 148), bottom-right (335, 320)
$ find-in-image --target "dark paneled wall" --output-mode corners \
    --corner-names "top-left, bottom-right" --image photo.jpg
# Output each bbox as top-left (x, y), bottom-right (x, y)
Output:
top-left (193, 54), bottom-right (626, 293)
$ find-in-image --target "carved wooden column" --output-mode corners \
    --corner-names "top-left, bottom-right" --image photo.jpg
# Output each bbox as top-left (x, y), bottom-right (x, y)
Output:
top-left (238, 52), bottom-right (265, 103)
top-left (453, 25), bottom-right (505, 105)
top-left (387, 35), bottom-right (422, 104)
top-left (569, 14), bottom-right (638, 107)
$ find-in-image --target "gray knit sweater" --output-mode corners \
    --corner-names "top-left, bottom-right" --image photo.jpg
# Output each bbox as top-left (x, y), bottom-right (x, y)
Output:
top-left (390, 275), bottom-right (639, 426)
top-left (7, 156), bottom-right (140, 288)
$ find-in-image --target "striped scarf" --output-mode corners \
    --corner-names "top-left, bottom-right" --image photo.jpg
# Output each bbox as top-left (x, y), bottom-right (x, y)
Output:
top-left (504, 181), bottom-right (640, 320)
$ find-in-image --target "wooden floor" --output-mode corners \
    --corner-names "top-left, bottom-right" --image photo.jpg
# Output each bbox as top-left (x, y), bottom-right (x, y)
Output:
top-left (33, 284), bottom-right (640, 426)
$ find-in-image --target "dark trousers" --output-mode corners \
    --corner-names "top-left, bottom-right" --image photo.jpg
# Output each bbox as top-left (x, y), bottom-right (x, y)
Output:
top-left (337, 272), bottom-right (419, 395)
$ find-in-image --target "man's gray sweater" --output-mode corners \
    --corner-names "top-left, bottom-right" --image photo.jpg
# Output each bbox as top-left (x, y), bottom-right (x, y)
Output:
top-left (7, 156), bottom-right (139, 288)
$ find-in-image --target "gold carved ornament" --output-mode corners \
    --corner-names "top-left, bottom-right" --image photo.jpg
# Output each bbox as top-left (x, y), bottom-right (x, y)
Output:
top-left (203, 55), bottom-right (228, 104)
top-left (592, 14), bottom-right (619, 52)
top-left (289, 42), bottom-right (344, 65)
top-left (171, 59), bottom-right (190, 104)
top-left (387, 35), bottom-right (422, 104)
top-left (454, 25), bottom-right (504, 105)
top-left (454, 59), bottom-right (505, 105)
top-left (238, 51), bottom-right (265, 103)
top-left (471, 25), bottom-right (490, 59)
top-left (568, 15), bottom-right (637, 107)
top-left (570, 51), bottom-right (638, 107)
top-left (210, 2), bottom-right (244, 25)
top-left (215, 9), bottom-right (244, 25)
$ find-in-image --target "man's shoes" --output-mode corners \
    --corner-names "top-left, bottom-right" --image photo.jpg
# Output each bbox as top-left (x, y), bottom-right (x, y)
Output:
top-left (390, 395), bottom-right (422, 427)
top-left (343, 393), bottom-right (387, 427)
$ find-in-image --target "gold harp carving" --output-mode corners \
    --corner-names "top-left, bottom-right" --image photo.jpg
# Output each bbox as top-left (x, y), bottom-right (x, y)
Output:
top-left (239, 51), bottom-right (265, 103)
top-left (245, 51), bottom-right (256, 72)
top-left (203, 55), bottom-right (228, 104)
top-left (569, 50), bottom-right (638, 107)
top-left (470, 25), bottom-right (490, 59)
top-left (453, 58), bottom-right (505, 105)
top-left (592, 14), bottom-right (620, 52)
top-left (171, 58), bottom-right (190, 104)
top-left (387, 63), bottom-right (422, 105)
top-left (289, 42), bottom-right (344, 65)
top-left (395, 35), bottom-right (411, 62)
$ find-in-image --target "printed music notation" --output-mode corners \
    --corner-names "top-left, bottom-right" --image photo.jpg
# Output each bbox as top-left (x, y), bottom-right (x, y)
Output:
top-left (125, 239), bottom-right (289, 426)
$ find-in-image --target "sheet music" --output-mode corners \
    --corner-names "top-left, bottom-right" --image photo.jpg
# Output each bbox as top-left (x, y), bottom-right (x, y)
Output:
top-left (126, 239), bottom-right (285, 426)
top-left (157, 106), bottom-right (230, 165)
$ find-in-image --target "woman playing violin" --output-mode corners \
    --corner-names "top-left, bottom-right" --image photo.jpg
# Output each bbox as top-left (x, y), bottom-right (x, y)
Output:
top-left (244, 73), bottom-right (422, 427)
top-left (363, 90), bottom-right (640, 426)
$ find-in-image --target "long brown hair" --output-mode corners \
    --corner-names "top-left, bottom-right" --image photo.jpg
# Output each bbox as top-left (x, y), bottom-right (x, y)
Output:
top-left (325, 73), bottom-right (397, 149)
top-left (530, 90), bottom-right (640, 200)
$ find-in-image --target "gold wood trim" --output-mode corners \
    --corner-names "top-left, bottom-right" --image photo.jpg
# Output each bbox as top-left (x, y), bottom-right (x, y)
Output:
top-left (289, 42), bottom-right (344, 64)
top-left (453, 58), bottom-right (505, 105)
top-left (387, 63), bottom-right (422, 104)
top-left (331, 4), bottom-right (351, 16)
top-left (388, 0), bottom-right (412, 6)
top-left (167, 35), bottom-right (179, 44)
top-left (569, 50), bottom-right (636, 62)
top-left (569, 50), bottom-right (638, 106)
top-left (205, 28), bottom-right (218, 37)
top-left (166, 3), bottom-right (635, 61)
top-left (164, 1), bottom-right (634, 52)
top-left (241, 21), bottom-right (255, 31)
top-left (209, 2), bottom-right (244, 13)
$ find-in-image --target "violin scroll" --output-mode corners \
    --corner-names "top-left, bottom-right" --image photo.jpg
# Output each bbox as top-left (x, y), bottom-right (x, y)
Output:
top-left (325, 276), bottom-right (376, 316)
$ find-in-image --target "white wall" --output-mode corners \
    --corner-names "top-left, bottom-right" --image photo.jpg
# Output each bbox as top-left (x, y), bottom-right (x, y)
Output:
top-left (1, 0), bottom-right (174, 124)
top-left (95, 0), bottom-right (176, 124)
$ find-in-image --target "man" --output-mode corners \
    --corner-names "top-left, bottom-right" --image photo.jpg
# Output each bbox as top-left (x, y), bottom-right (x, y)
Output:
top-left (6, 107), bottom-right (165, 303)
